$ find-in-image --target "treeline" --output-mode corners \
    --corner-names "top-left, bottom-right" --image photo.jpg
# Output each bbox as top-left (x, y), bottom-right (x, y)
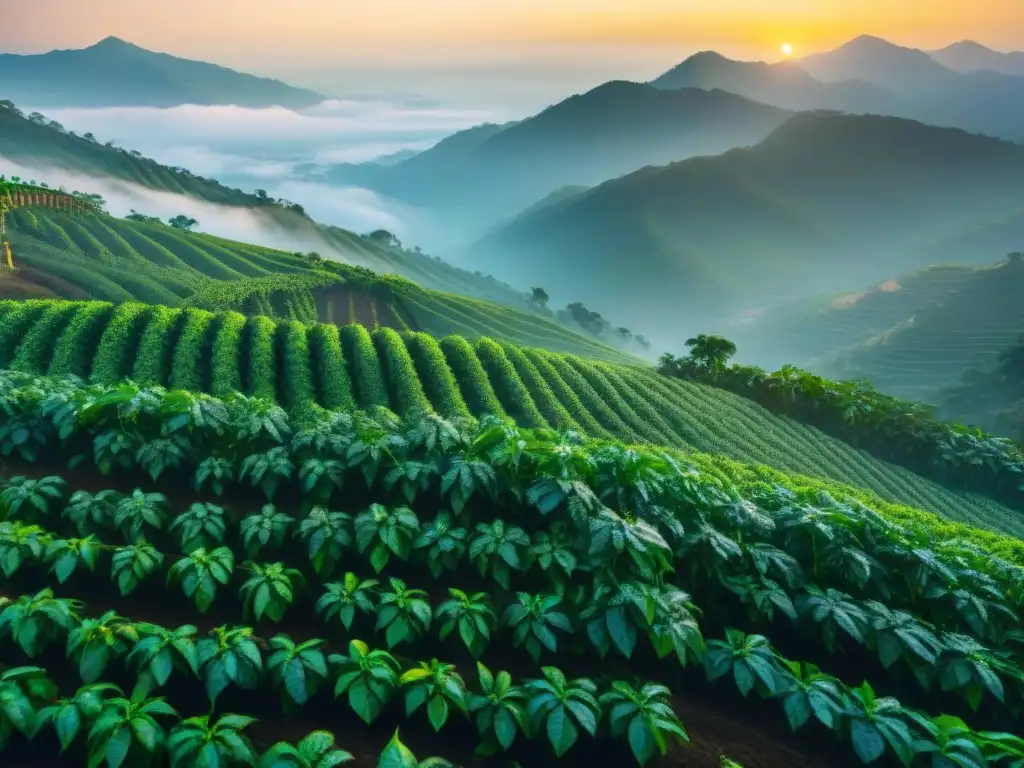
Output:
top-left (658, 334), bottom-right (1024, 512)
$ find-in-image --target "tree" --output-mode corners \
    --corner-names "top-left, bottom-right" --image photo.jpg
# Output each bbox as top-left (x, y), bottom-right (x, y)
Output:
top-left (1007, 252), bottom-right (1024, 264)
top-left (83, 132), bottom-right (97, 142)
top-left (615, 327), bottom-right (633, 343)
top-left (684, 334), bottom-right (737, 372)
top-left (255, 189), bottom-right (269, 202)
top-left (529, 287), bottom-right (550, 308)
top-left (367, 229), bottom-right (401, 249)
top-left (168, 215), bottom-right (198, 233)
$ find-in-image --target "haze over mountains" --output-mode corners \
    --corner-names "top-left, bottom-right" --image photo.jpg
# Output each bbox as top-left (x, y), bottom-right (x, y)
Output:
top-left (0, 36), bottom-right (325, 108)
top-left (309, 81), bottom-right (792, 237)
top-left (474, 112), bottom-right (1024, 343)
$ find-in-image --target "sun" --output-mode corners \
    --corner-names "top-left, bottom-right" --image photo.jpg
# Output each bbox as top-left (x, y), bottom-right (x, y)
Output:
top-left (781, 42), bottom-right (794, 56)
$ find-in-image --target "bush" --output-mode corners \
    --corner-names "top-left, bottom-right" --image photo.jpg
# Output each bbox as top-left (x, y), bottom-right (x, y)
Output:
top-left (403, 332), bottom-right (470, 419)
top-left (308, 324), bottom-right (356, 411)
top-left (373, 327), bottom-right (432, 416)
top-left (245, 315), bottom-right (277, 400)
top-left (439, 335), bottom-right (507, 419)
top-left (10, 301), bottom-right (81, 373)
top-left (340, 324), bottom-right (389, 410)
top-left (169, 308), bottom-right (216, 392)
top-left (474, 337), bottom-right (546, 428)
top-left (501, 342), bottom-right (578, 432)
top-left (49, 302), bottom-right (115, 378)
top-left (210, 311), bottom-right (247, 398)
top-left (0, 300), bottom-right (51, 367)
top-left (522, 348), bottom-right (609, 438)
top-left (279, 320), bottom-right (317, 411)
top-left (91, 303), bottom-right (152, 384)
top-left (132, 305), bottom-right (183, 386)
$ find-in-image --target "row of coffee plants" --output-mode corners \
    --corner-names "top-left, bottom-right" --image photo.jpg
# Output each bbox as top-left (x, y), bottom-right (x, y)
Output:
top-left (2, 505), bottom-right (1021, 767)
top-left (0, 299), bottom-right (1014, 530)
top-left (659, 349), bottom-right (1024, 511)
top-left (0, 370), bottom-right (1023, 763)
top-left (0, 660), bottom-right (446, 768)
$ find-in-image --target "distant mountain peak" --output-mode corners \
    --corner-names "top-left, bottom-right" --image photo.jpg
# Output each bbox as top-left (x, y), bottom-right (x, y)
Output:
top-left (88, 36), bottom-right (138, 50)
top-left (942, 40), bottom-right (996, 53)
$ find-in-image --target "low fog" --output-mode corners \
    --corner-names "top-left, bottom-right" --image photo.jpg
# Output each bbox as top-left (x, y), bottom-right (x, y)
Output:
top-left (21, 98), bottom-right (519, 242)
top-left (0, 155), bottom-right (396, 267)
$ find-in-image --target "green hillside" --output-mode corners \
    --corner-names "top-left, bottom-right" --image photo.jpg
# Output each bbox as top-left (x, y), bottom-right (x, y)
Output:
top-left (725, 262), bottom-right (985, 371)
top-left (475, 112), bottom-right (1024, 337)
top-left (805, 256), bottom-right (1024, 402)
top-left (2, 210), bottom-right (634, 363)
top-left (0, 298), bottom-right (1016, 538)
top-left (2, 368), bottom-right (1024, 767)
top-left (0, 101), bottom-right (560, 310)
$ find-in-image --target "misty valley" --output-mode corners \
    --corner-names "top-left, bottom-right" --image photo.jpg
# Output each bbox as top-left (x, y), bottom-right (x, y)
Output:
top-left (0, 14), bottom-right (1023, 768)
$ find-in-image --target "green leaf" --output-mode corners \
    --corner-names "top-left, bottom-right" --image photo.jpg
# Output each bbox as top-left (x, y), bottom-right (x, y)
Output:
top-left (105, 726), bottom-right (133, 768)
top-left (378, 730), bottom-right (418, 768)
top-left (546, 706), bottom-right (578, 757)
top-left (494, 707), bottom-right (518, 749)
top-left (627, 716), bottom-right (656, 767)
top-left (850, 720), bottom-right (885, 763)
top-left (427, 695), bottom-right (448, 731)
top-left (55, 705), bottom-right (81, 751)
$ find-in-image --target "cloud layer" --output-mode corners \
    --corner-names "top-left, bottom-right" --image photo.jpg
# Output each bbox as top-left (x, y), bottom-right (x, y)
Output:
top-left (16, 98), bottom-right (513, 239)
top-left (0, 155), bottom-right (389, 263)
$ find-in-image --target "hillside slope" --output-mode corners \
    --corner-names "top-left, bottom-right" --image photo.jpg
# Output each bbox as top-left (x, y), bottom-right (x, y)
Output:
top-left (320, 81), bottom-right (791, 232)
top-left (0, 100), bottom-right (553, 311)
top-left (474, 112), bottom-right (1024, 341)
top-left (0, 298), bottom-right (1015, 535)
top-left (2, 207), bottom-right (635, 363)
top-left (0, 36), bottom-right (324, 108)
top-left (818, 256), bottom-right (1024, 401)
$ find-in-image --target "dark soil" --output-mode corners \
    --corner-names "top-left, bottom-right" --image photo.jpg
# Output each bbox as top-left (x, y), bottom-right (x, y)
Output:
top-left (0, 265), bottom-right (90, 299)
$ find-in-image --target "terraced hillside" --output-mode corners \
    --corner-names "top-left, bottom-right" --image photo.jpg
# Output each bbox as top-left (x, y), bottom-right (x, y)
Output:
top-left (2, 210), bottom-right (633, 363)
top-left (0, 100), bottom-right (552, 308)
top-left (2, 370), bottom-right (1024, 768)
top-left (0, 298), bottom-right (1016, 537)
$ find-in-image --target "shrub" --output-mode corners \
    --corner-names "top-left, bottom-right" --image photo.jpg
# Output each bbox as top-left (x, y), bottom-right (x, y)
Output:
top-left (403, 332), bottom-right (470, 419)
top-left (308, 323), bottom-right (356, 411)
top-left (209, 311), bottom-right (246, 398)
top-left (49, 302), bottom-right (115, 378)
top-left (340, 324), bottom-right (388, 409)
top-left (439, 335), bottom-right (507, 419)
top-left (91, 303), bottom-right (152, 384)
top-left (279, 320), bottom-right (317, 412)
top-left (10, 301), bottom-right (81, 373)
top-left (245, 315), bottom-right (277, 400)
top-left (132, 305), bottom-right (183, 386)
top-left (474, 337), bottom-right (546, 428)
top-left (168, 308), bottom-right (216, 392)
top-left (374, 328), bottom-right (432, 416)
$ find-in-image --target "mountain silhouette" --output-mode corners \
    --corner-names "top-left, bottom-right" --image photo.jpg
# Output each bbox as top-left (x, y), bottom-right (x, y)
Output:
top-left (0, 36), bottom-right (325, 108)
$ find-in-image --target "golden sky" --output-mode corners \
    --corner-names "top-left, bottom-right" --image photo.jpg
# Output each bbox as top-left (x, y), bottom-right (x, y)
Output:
top-left (1, 0), bottom-right (1021, 68)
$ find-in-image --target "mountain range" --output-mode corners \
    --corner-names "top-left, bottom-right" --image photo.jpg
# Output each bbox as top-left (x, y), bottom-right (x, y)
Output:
top-left (0, 36), bottom-right (324, 109)
top-left (927, 41), bottom-right (1024, 76)
top-left (312, 81), bottom-right (792, 237)
top-left (472, 112), bottom-right (1024, 343)
top-left (648, 36), bottom-right (1024, 142)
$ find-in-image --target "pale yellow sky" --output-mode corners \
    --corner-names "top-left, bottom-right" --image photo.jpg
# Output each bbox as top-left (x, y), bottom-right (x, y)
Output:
top-left (1, 0), bottom-right (1021, 70)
